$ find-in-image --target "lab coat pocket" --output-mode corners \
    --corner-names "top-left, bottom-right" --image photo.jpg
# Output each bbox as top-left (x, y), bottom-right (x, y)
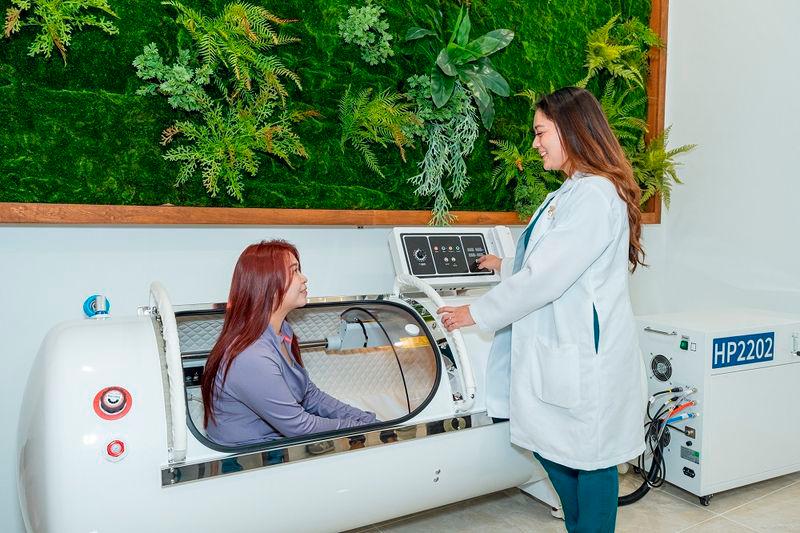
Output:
top-left (533, 339), bottom-right (581, 408)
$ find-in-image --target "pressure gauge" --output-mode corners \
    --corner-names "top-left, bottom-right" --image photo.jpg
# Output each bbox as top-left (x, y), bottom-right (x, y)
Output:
top-left (93, 386), bottom-right (132, 420)
top-left (101, 388), bottom-right (126, 414)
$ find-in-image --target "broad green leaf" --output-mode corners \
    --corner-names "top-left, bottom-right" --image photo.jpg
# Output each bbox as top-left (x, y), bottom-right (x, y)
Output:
top-left (405, 27), bottom-right (437, 41)
top-left (425, 6), bottom-right (443, 37)
top-left (448, 6), bottom-right (464, 45)
top-left (445, 43), bottom-right (482, 65)
top-left (476, 58), bottom-right (510, 96)
top-left (466, 29), bottom-right (514, 57)
top-left (431, 66), bottom-right (455, 108)
top-left (455, 10), bottom-right (471, 47)
top-left (436, 47), bottom-right (457, 76)
top-left (462, 69), bottom-right (495, 129)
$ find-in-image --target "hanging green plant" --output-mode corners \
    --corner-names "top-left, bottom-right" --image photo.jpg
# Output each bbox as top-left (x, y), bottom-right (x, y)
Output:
top-left (406, 6), bottom-right (514, 130)
top-left (163, 1), bottom-right (301, 103)
top-left (134, 3), bottom-right (316, 202)
top-left (3, 0), bottom-right (118, 63)
top-left (338, 86), bottom-right (421, 177)
top-left (161, 88), bottom-right (318, 201)
top-left (406, 74), bottom-right (479, 225)
top-left (337, 0), bottom-right (394, 66)
top-left (133, 43), bottom-right (213, 112)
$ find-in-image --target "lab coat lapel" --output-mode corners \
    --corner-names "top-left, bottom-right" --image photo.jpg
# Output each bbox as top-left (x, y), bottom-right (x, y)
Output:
top-left (520, 178), bottom-right (578, 265)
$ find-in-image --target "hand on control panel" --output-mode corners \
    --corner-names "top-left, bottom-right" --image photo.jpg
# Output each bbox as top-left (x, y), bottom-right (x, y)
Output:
top-left (475, 254), bottom-right (501, 272)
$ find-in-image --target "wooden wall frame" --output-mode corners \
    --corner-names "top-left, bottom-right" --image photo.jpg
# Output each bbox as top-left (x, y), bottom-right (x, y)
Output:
top-left (0, 3), bottom-right (667, 227)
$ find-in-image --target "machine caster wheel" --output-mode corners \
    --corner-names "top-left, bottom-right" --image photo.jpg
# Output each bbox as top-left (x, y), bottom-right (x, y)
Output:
top-left (699, 495), bottom-right (713, 506)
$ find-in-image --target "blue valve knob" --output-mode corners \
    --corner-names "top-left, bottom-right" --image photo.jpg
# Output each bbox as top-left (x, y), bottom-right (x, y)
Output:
top-left (83, 294), bottom-right (111, 318)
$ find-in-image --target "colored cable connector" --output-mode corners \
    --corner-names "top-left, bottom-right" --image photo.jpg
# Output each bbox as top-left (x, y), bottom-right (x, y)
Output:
top-left (666, 412), bottom-right (698, 425)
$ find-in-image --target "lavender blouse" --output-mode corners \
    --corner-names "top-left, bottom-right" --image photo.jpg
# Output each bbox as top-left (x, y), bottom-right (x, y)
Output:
top-left (206, 321), bottom-right (377, 446)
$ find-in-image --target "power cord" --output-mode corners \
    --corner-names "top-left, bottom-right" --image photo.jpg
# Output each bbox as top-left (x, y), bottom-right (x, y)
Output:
top-left (619, 387), bottom-right (695, 506)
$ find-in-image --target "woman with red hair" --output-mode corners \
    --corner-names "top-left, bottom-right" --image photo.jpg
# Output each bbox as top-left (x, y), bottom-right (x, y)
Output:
top-left (202, 240), bottom-right (377, 447)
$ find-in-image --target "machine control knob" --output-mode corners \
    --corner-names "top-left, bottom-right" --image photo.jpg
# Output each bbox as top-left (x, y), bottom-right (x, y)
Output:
top-left (101, 388), bottom-right (126, 414)
top-left (413, 248), bottom-right (427, 262)
top-left (106, 439), bottom-right (126, 461)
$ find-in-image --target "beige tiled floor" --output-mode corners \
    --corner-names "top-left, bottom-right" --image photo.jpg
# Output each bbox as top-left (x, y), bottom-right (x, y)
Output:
top-left (349, 471), bottom-right (800, 532)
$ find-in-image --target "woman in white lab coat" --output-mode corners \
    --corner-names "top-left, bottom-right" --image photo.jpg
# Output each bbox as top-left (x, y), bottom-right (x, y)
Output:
top-left (438, 87), bottom-right (647, 532)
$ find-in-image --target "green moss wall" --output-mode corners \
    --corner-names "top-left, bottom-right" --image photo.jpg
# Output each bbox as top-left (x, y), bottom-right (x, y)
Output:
top-left (0, 0), bottom-right (650, 211)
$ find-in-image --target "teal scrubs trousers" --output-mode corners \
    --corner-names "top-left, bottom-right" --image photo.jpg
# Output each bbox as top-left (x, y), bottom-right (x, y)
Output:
top-left (534, 452), bottom-right (618, 532)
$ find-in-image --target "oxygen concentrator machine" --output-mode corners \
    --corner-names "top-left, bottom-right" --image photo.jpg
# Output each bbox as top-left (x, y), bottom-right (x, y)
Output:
top-left (637, 309), bottom-right (800, 506)
top-left (17, 225), bottom-right (559, 533)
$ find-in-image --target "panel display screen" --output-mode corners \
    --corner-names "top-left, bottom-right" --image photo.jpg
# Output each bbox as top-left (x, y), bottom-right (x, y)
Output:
top-left (401, 233), bottom-right (493, 279)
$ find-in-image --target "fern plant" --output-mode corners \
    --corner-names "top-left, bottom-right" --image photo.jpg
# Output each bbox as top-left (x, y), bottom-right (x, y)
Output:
top-left (338, 0), bottom-right (394, 66)
top-left (133, 43), bottom-right (213, 112)
top-left (495, 15), bottom-right (693, 220)
top-left (407, 74), bottom-right (479, 225)
top-left (339, 87), bottom-right (421, 178)
top-left (163, 1), bottom-right (301, 103)
top-left (162, 88), bottom-right (317, 201)
top-left (490, 139), bottom-right (561, 220)
top-left (4, 0), bottom-right (118, 63)
top-left (598, 83), bottom-right (648, 145)
top-left (577, 14), bottom-right (660, 89)
top-left (629, 127), bottom-right (696, 208)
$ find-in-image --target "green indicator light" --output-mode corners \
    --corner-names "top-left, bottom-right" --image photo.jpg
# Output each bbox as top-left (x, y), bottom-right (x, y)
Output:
top-left (680, 340), bottom-right (689, 350)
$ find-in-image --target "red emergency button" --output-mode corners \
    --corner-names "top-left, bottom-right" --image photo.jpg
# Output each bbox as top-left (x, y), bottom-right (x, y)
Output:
top-left (106, 440), bottom-right (126, 461)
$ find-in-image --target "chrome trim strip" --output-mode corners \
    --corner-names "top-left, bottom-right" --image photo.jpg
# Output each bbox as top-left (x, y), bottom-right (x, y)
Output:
top-left (171, 294), bottom-right (390, 315)
top-left (161, 413), bottom-right (496, 487)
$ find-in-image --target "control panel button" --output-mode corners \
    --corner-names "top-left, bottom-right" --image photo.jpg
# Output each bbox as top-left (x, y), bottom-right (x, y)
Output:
top-left (429, 236), bottom-right (469, 274)
top-left (461, 235), bottom-right (491, 273)
top-left (106, 439), bottom-right (127, 461)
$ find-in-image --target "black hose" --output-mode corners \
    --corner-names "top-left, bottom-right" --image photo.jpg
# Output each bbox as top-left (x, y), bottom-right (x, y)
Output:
top-left (618, 398), bottom-right (673, 506)
top-left (343, 307), bottom-right (412, 414)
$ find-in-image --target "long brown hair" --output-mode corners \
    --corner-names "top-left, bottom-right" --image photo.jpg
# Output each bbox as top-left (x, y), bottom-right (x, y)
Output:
top-left (201, 240), bottom-right (304, 426)
top-left (536, 87), bottom-right (645, 271)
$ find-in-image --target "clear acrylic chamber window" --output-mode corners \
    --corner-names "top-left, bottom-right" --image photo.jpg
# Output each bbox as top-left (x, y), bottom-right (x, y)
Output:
top-left (177, 300), bottom-right (441, 452)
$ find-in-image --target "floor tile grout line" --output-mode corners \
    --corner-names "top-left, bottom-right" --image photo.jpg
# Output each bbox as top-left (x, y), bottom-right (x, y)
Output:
top-left (718, 477), bottom-right (800, 516)
top-left (674, 514), bottom-right (732, 533)
top-left (724, 515), bottom-right (762, 532)
top-left (656, 483), bottom-right (721, 517)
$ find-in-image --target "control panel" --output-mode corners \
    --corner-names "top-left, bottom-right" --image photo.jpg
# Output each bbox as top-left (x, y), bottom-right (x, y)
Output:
top-left (389, 226), bottom-right (516, 289)
top-left (402, 233), bottom-right (491, 278)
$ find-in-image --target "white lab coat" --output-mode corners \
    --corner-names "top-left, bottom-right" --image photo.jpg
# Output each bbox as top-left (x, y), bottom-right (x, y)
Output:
top-left (471, 173), bottom-right (647, 471)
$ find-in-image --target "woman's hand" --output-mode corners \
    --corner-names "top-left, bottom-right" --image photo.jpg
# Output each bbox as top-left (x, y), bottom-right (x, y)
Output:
top-left (476, 254), bottom-right (502, 272)
top-left (437, 305), bottom-right (476, 332)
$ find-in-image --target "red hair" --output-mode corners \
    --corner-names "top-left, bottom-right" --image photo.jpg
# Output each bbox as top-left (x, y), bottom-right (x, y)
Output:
top-left (202, 240), bottom-right (303, 427)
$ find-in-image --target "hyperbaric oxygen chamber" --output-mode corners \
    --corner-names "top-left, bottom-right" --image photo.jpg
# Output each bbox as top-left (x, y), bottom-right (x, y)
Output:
top-left (17, 226), bottom-right (560, 533)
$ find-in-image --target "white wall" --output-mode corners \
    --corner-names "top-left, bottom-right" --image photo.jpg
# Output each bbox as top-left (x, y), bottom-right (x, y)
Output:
top-left (630, 0), bottom-right (800, 316)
